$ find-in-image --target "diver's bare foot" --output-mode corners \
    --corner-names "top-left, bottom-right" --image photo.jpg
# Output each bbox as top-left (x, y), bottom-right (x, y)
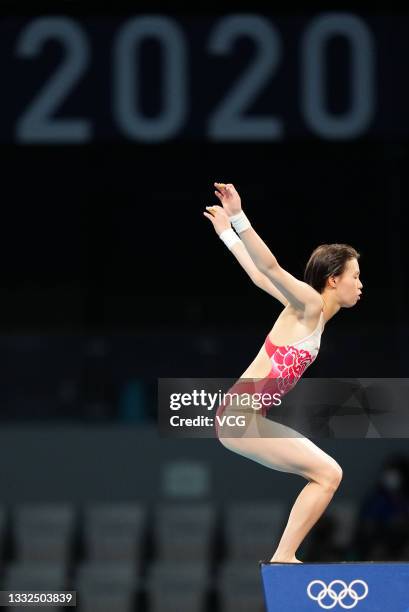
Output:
top-left (270, 555), bottom-right (303, 563)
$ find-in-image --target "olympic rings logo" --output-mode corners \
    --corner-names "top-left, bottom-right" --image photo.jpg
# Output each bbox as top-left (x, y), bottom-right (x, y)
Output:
top-left (307, 579), bottom-right (369, 609)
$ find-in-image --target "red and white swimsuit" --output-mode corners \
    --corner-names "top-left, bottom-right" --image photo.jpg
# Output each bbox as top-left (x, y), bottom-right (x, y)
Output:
top-left (216, 310), bottom-right (325, 432)
top-left (264, 310), bottom-right (325, 399)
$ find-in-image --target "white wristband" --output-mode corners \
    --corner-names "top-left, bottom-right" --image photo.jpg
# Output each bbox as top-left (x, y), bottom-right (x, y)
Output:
top-left (229, 210), bottom-right (251, 234)
top-left (219, 228), bottom-right (240, 250)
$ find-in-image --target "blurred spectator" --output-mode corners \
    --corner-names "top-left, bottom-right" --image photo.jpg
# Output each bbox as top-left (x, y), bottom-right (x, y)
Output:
top-left (353, 455), bottom-right (409, 560)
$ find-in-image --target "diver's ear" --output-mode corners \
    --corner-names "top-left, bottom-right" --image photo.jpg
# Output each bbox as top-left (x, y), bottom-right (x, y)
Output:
top-left (328, 275), bottom-right (337, 289)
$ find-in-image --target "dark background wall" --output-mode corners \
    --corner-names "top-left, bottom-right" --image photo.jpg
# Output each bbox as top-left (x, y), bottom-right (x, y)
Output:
top-left (1, 10), bottom-right (407, 344)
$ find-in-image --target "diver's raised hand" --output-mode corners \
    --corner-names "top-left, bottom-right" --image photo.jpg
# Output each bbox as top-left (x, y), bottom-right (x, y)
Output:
top-left (203, 204), bottom-right (231, 236)
top-left (214, 182), bottom-right (242, 216)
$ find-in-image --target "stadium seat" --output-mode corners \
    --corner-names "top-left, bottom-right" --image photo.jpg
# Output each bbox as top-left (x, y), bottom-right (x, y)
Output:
top-left (218, 559), bottom-right (265, 612)
top-left (4, 562), bottom-right (67, 589)
top-left (224, 501), bottom-right (286, 560)
top-left (327, 500), bottom-right (358, 548)
top-left (13, 503), bottom-right (75, 563)
top-left (74, 561), bottom-right (139, 612)
top-left (146, 561), bottom-right (208, 612)
top-left (83, 503), bottom-right (145, 562)
top-left (154, 502), bottom-right (215, 560)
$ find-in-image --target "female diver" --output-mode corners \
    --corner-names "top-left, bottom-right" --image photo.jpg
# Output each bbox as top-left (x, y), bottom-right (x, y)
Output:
top-left (203, 182), bottom-right (363, 563)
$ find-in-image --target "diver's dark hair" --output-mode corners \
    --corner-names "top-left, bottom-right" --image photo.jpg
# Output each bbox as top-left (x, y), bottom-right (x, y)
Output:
top-left (304, 244), bottom-right (360, 293)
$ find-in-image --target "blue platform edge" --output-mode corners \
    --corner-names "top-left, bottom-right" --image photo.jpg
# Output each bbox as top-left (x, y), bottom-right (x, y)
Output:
top-left (260, 561), bottom-right (409, 611)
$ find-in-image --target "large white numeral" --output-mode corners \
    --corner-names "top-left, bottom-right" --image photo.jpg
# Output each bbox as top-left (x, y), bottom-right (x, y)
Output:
top-left (207, 15), bottom-right (283, 141)
top-left (113, 16), bottom-right (187, 142)
top-left (13, 14), bottom-right (376, 144)
top-left (301, 13), bottom-right (375, 139)
top-left (15, 17), bottom-right (91, 143)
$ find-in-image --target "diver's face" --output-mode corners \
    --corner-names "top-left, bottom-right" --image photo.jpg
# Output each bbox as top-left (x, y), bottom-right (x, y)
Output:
top-left (333, 258), bottom-right (363, 307)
